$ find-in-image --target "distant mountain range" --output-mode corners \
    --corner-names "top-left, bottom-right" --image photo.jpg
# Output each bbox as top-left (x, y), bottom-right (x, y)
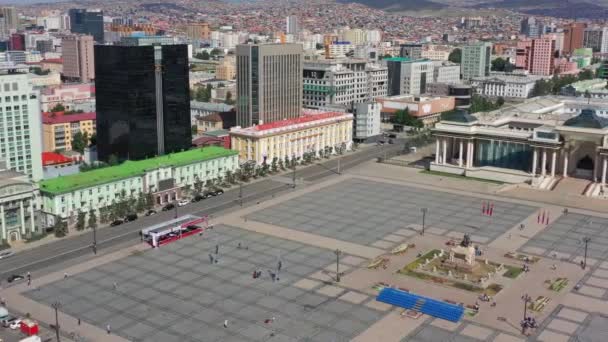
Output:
top-left (339, 0), bottom-right (608, 18)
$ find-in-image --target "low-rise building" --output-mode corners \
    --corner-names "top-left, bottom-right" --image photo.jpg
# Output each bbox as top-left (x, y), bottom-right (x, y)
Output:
top-left (327, 41), bottom-right (354, 59)
top-left (385, 57), bottom-right (435, 96)
top-left (471, 74), bottom-right (545, 99)
top-left (42, 111), bottom-right (96, 152)
top-left (432, 61), bottom-right (461, 84)
top-left (215, 56), bottom-right (236, 80)
top-left (561, 79), bottom-right (608, 98)
top-left (376, 95), bottom-right (455, 126)
top-left (40, 83), bottom-right (95, 112)
top-left (353, 102), bottom-right (382, 141)
top-left (40, 146), bottom-right (239, 219)
top-left (0, 162), bottom-right (39, 242)
top-left (230, 110), bottom-right (353, 164)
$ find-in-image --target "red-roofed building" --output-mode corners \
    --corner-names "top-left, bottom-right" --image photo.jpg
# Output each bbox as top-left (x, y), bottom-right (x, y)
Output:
top-left (42, 152), bottom-right (75, 166)
top-left (229, 110), bottom-right (353, 164)
top-left (42, 112), bottom-right (96, 152)
top-left (40, 83), bottom-right (95, 112)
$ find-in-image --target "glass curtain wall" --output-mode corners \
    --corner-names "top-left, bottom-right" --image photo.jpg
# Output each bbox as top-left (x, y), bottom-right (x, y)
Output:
top-left (476, 139), bottom-right (532, 172)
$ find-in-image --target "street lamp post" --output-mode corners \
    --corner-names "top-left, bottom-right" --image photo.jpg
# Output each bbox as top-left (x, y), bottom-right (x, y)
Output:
top-left (292, 155), bottom-right (297, 188)
top-left (334, 249), bottom-right (342, 282)
top-left (92, 224), bottom-right (97, 255)
top-left (421, 208), bottom-right (428, 236)
top-left (521, 294), bottom-right (531, 334)
top-left (52, 301), bottom-right (61, 342)
top-left (239, 182), bottom-right (243, 206)
top-left (582, 236), bottom-right (591, 269)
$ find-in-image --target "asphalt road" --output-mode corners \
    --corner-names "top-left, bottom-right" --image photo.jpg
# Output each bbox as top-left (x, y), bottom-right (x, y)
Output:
top-left (0, 143), bottom-right (403, 281)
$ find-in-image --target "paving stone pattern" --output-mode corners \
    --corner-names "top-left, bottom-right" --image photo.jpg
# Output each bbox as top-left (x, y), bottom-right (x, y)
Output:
top-left (247, 178), bottom-right (537, 246)
top-left (24, 225), bottom-right (386, 342)
top-left (520, 213), bottom-right (608, 261)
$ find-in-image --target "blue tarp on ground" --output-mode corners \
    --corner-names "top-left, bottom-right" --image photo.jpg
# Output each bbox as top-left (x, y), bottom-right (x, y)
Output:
top-left (376, 288), bottom-right (465, 322)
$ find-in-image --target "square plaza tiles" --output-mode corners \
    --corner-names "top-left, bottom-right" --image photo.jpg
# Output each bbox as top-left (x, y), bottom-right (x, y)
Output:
top-left (24, 225), bottom-right (387, 342)
top-left (520, 213), bottom-right (608, 261)
top-left (246, 178), bottom-right (537, 246)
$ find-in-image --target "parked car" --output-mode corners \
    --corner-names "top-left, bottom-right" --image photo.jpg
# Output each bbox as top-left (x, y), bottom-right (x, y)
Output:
top-left (209, 189), bottom-right (224, 196)
top-left (1, 315), bottom-right (16, 327)
top-left (9, 318), bottom-right (21, 330)
top-left (162, 203), bottom-right (175, 211)
top-left (177, 199), bottom-right (189, 207)
top-left (191, 194), bottom-right (207, 202)
top-left (124, 213), bottom-right (138, 222)
top-left (0, 250), bottom-right (14, 260)
top-left (388, 139), bottom-right (394, 144)
top-left (144, 209), bottom-right (157, 216)
top-left (6, 275), bottom-right (23, 283)
top-left (110, 219), bottom-right (123, 227)
top-left (388, 133), bottom-right (397, 138)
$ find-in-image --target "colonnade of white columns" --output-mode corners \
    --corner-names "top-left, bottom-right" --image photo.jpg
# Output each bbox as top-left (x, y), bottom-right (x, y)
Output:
top-left (531, 146), bottom-right (558, 178)
top-left (435, 137), bottom-right (474, 168)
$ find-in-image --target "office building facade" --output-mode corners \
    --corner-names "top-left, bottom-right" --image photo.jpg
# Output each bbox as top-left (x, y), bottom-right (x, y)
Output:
top-left (516, 38), bottom-right (556, 76)
top-left (399, 44), bottom-right (423, 60)
top-left (62, 35), bottom-right (95, 83)
top-left (520, 17), bottom-right (544, 38)
top-left (0, 7), bottom-right (18, 31)
top-left (386, 57), bottom-right (434, 96)
top-left (95, 43), bottom-right (191, 162)
top-left (583, 27), bottom-right (608, 54)
top-left (68, 9), bottom-right (104, 43)
top-left (0, 67), bottom-right (43, 181)
top-left (236, 43), bottom-right (303, 127)
top-left (461, 42), bottom-right (492, 81)
top-left (563, 22), bottom-right (587, 56)
top-left (286, 16), bottom-right (299, 35)
top-left (303, 58), bottom-right (387, 109)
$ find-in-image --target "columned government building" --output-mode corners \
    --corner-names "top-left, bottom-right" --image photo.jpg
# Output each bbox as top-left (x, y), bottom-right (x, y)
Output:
top-left (431, 96), bottom-right (608, 195)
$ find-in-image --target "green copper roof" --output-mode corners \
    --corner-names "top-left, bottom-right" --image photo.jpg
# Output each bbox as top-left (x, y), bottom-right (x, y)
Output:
top-left (442, 110), bottom-right (478, 123)
top-left (384, 57), bottom-right (430, 63)
top-left (563, 109), bottom-right (608, 129)
top-left (40, 146), bottom-right (237, 195)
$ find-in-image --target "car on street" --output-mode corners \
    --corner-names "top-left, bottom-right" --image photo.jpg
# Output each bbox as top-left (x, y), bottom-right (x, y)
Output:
top-left (0, 250), bottom-right (14, 260)
top-left (177, 199), bottom-right (189, 207)
top-left (209, 189), bottom-right (224, 196)
top-left (191, 193), bottom-right (208, 202)
top-left (110, 219), bottom-right (123, 227)
top-left (1, 315), bottom-right (17, 327)
top-left (162, 203), bottom-right (175, 211)
top-left (9, 318), bottom-right (21, 329)
top-left (144, 209), bottom-right (157, 216)
top-left (6, 275), bottom-right (24, 283)
top-left (124, 213), bottom-right (138, 222)
top-left (388, 139), bottom-right (394, 144)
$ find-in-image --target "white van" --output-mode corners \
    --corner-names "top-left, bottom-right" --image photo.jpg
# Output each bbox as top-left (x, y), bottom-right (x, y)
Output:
top-left (20, 336), bottom-right (42, 342)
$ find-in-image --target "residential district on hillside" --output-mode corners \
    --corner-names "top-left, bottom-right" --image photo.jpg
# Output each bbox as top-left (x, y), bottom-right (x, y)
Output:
top-left (0, 1), bottom-right (607, 342)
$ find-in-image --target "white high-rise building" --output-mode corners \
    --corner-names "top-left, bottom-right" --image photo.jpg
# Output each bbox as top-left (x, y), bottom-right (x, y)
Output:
top-left (303, 58), bottom-right (387, 109)
top-left (354, 102), bottom-right (381, 140)
top-left (461, 42), bottom-right (492, 81)
top-left (432, 61), bottom-right (461, 84)
top-left (0, 64), bottom-right (42, 181)
top-left (343, 29), bottom-right (366, 45)
top-left (286, 15), bottom-right (299, 35)
top-left (386, 58), bottom-right (435, 96)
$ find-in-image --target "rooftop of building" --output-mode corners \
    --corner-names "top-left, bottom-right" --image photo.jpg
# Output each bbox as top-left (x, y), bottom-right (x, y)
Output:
top-left (231, 111), bottom-right (352, 136)
top-left (190, 101), bottom-right (234, 112)
top-left (564, 79), bottom-right (608, 92)
top-left (42, 152), bottom-right (74, 166)
top-left (39, 146), bottom-right (237, 195)
top-left (384, 57), bottom-right (430, 63)
top-left (203, 129), bottom-right (229, 137)
top-left (471, 73), bottom-right (546, 84)
top-left (42, 111), bottom-right (96, 125)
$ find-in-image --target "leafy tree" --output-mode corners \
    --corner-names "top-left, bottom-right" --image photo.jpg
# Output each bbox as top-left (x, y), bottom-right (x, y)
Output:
top-left (54, 219), bottom-right (67, 238)
top-left (196, 51), bottom-right (210, 60)
top-left (205, 179), bottom-right (215, 189)
top-left (394, 108), bottom-right (423, 128)
top-left (210, 48), bottom-right (222, 57)
top-left (194, 177), bottom-right (204, 193)
top-left (224, 170), bottom-right (235, 184)
top-left (470, 95), bottom-right (505, 113)
top-left (89, 133), bottom-right (97, 146)
top-left (87, 209), bottom-right (97, 230)
top-left (448, 48), bottom-right (461, 64)
top-left (108, 154), bottom-right (119, 166)
top-left (191, 125), bottom-right (198, 136)
top-left (579, 69), bottom-right (594, 81)
top-left (283, 156), bottom-right (290, 169)
top-left (278, 158), bottom-right (285, 170)
top-left (50, 103), bottom-right (65, 112)
top-left (491, 57), bottom-right (515, 72)
top-left (496, 96), bottom-right (505, 107)
top-left (71, 131), bottom-right (89, 153)
top-left (145, 192), bottom-right (154, 210)
top-left (135, 192), bottom-right (146, 212)
top-left (225, 91), bottom-right (235, 105)
top-left (76, 211), bottom-right (86, 231)
top-left (99, 206), bottom-right (109, 223)
top-left (270, 157), bottom-right (278, 173)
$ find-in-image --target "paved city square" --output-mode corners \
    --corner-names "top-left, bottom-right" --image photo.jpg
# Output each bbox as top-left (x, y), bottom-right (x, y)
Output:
top-left (24, 224), bottom-right (387, 342)
top-left (247, 178), bottom-right (538, 246)
top-left (10, 173), bottom-right (608, 342)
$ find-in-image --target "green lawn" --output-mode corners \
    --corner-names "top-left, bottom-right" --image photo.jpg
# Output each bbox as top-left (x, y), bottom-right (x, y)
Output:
top-left (503, 265), bottom-right (524, 279)
top-left (420, 170), bottom-right (505, 184)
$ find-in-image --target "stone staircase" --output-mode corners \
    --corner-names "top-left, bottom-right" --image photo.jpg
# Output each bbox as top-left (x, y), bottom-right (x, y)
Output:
top-left (552, 177), bottom-right (592, 196)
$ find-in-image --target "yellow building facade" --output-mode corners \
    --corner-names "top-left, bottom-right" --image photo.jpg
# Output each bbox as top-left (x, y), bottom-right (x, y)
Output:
top-left (230, 111), bottom-right (353, 164)
top-left (42, 112), bottom-right (96, 152)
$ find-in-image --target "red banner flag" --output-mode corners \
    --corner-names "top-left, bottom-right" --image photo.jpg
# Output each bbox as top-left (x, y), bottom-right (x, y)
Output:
top-left (545, 213), bottom-right (549, 225)
top-left (482, 202), bottom-right (486, 215)
top-left (541, 210), bottom-right (546, 224)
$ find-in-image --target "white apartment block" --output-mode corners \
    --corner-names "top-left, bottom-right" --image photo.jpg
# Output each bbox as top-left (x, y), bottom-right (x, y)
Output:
top-left (327, 42), bottom-right (354, 58)
top-left (471, 74), bottom-right (543, 99)
top-left (386, 58), bottom-right (435, 96)
top-left (432, 61), bottom-right (461, 84)
top-left (303, 58), bottom-right (387, 109)
top-left (461, 42), bottom-right (492, 81)
top-left (354, 102), bottom-right (382, 140)
top-left (0, 66), bottom-right (43, 181)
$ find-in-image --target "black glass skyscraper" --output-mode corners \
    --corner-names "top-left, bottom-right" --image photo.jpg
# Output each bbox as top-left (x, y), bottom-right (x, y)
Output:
top-left (69, 9), bottom-right (104, 43)
top-left (94, 43), bottom-right (191, 162)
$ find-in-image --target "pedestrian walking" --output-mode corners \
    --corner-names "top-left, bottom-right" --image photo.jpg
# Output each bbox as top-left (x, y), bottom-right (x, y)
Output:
top-left (78, 318), bottom-right (81, 326)
top-left (223, 320), bottom-right (228, 328)
top-left (64, 272), bottom-right (69, 279)
top-left (215, 244), bottom-right (219, 255)
top-left (277, 260), bottom-right (282, 272)
top-left (107, 324), bottom-right (111, 334)
top-left (113, 282), bottom-right (117, 290)
top-left (209, 254), bottom-right (215, 264)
